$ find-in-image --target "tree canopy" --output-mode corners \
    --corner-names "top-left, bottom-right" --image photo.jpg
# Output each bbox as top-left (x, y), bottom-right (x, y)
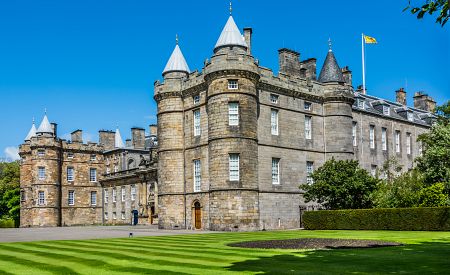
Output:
top-left (0, 161), bottom-right (20, 224)
top-left (405, 0), bottom-right (449, 26)
top-left (300, 158), bottom-right (378, 210)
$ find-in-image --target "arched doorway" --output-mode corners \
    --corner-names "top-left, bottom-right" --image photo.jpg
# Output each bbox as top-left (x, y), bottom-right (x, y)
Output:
top-left (194, 201), bottom-right (201, 229)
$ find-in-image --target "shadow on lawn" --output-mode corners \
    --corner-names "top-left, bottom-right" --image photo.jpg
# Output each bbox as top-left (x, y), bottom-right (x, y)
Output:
top-left (226, 241), bottom-right (450, 274)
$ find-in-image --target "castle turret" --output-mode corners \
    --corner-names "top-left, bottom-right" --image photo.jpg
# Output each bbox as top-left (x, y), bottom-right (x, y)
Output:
top-left (319, 41), bottom-right (354, 160)
top-left (204, 13), bottom-right (260, 230)
top-left (154, 39), bottom-right (190, 229)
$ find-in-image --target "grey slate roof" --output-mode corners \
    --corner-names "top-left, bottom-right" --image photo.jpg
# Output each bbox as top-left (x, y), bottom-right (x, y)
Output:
top-left (214, 16), bottom-right (248, 51)
top-left (318, 50), bottom-right (345, 83)
top-left (24, 121), bottom-right (37, 141)
top-left (36, 114), bottom-right (53, 134)
top-left (163, 44), bottom-right (190, 75)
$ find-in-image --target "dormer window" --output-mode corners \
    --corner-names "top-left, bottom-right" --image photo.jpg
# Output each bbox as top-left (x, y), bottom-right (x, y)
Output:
top-left (270, 94), bottom-right (279, 104)
top-left (228, 80), bottom-right (238, 90)
top-left (407, 112), bottom-right (414, 121)
top-left (357, 99), bottom-right (365, 109)
top-left (383, 105), bottom-right (390, 116)
top-left (193, 95), bottom-right (200, 104)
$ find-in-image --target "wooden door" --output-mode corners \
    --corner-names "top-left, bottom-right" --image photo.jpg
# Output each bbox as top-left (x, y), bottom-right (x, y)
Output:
top-left (194, 202), bottom-right (201, 229)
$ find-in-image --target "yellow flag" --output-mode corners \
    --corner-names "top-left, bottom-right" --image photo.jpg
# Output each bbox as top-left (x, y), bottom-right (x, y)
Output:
top-left (364, 35), bottom-right (377, 44)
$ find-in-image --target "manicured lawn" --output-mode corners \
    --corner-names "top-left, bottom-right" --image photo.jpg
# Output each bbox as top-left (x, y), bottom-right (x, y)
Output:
top-left (0, 230), bottom-right (449, 274)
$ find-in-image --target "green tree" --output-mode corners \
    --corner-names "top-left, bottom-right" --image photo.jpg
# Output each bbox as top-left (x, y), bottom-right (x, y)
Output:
top-left (418, 182), bottom-right (449, 207)
top-left (0, 161), bottom-right (20, 221)
top-left (373, 169), bottom-right (424, 208)
top-left (416, 111), bottom-right (450, 187)
top-left (404, 0), bottom-right (449, 26)
top-left (300, 158), bottom-right (379, 210)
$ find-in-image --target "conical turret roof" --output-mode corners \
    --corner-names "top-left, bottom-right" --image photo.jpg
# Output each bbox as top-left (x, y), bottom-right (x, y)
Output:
top-left (214, 16), bottom-right (247, 51)
top-left (318, 49), bottom-right (345, 83)
top-left (162, 44), bottom-right (190, 75)
top-left (36, 114), bottom-right (53, 134)
top-left (115, 128), bottom-right (125, 148)
top-left (24, 120), bottom-right (37, 141)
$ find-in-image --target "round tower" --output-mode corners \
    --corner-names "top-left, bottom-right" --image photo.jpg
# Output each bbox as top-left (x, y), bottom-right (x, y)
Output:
top-left (318, 42), bottom-right (354, 160)
top-left (204, 14), bottom-right (261, 231)
top-left (154, 41), bottom-right (190, 229)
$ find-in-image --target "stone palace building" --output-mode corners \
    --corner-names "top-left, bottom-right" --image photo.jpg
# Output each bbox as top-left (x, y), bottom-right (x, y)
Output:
top-left (19, 12), bottom-right (437, 230)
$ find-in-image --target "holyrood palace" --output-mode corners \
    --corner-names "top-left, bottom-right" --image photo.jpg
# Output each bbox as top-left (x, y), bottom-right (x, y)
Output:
top-left (19, 12), bottom-right (436, 231)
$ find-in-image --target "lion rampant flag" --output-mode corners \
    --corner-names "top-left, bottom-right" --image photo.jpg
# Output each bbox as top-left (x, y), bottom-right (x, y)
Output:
top-left (364, 35), bottom-right (377, 44)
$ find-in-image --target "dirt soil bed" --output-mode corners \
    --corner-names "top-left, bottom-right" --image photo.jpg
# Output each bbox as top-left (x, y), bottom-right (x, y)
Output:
top-left (229, 238), bottom-right (403, 250)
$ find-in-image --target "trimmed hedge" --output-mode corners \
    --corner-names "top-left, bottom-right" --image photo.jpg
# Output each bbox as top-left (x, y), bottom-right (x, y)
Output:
top-left (0, 218), bottom-right (15, 228)
top-left (303, 207), bottom-right (450, 231)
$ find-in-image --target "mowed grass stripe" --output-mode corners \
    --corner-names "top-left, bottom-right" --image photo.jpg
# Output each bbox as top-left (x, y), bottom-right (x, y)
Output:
top-left (0, 259), bottom-right (41, 275)
top-left (15, 241), bottom-right (229, 272)
top-left (0, 243), bottom-right (193, 275)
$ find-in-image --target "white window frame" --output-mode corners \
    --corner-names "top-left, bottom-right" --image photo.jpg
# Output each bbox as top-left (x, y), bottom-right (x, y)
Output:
top-left (106, 167), bottom-right (110, 174)
top-left (37, 149), bottom-right (45, 157)
top-left (382, 127), bottom-right (387, 151)
top-left (271, 109), bottom-right (279, 135)
top-left (228, 102), bottom-right (239, 126)
top-left (383, 105), bottom-right (390, 116)
top-left (395, 131), bottom-right (401, 153)
top-left (304, 102), bottom-right (312, 111)
top-left (407, 111), bottom-right (414, 122)
top-left (352, 122), bottom-right (357, 146)
top-left (229, 154), bottom-right (240, 181)
top-left (104, 189), bottom-right (109, 204)
top-left (112, 188), bottom-right (117, 203)
top-left (358, 99), bottom-right (365, 109)
top-left (91, 191), bottom-right (97, 206)
top-left (68, 190), bottom-right (75, 206)
top-left (369, 125), bottom-right (375, 149)
top-left (121, 186), bottom-right (126, 202)
top-left (121, 211), bottom-right (126, 220)
top-left (114, 165), bottom-right (118, 173)
top-left (193, 159), bottom-right (201, 192)
top-left (67, 152), bottom-right (74, 159)
top-left (272, 158), bottom-right (280, 185)
top-left (228, 80), bottom-right (238, 90)
top-left (406, 133), bottom-right (411, 155)
top-left (306, 161), bottom-right (314, 184)
top-left (67, 167), bottom-right (74, 182)
top-left (38, 191), bottom-right (45, 205)
top-left (131, 185), bottom-right (136, 201)
top-left (193, 109), bottom-right (201, 136)
top-left (305, 116), bottom-right (312, 140)
top-left (38, 167), bottom-right (46, 180)
top-left (89, 168), bottom-right (97, 182)
top-left (270, 94), bottom-right (279, 104)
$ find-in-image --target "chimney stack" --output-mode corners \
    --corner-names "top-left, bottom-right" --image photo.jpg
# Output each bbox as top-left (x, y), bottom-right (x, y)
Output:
top-left (99, 130), bottom-right (115, 150)
top-left (396, 88), bottom-right (407, 105)
top-left (51, 123), bottom-right (58, 138)
top-left (300, 58), bottom-right (317, 81)
top-left (341, 66), bottom-right (352, 86)
top-left (71, 130), bottom-right (82, 143)
top-left (278, 48), bottom-right (301, 77)
top-left (126, 139), bottom-right (132, 148)
top-left (131, 127), bottom-right (145, 149)
top-left (413, 92), bottom-right (436, 112)
top-left (243, 27), bottom-right (252, 55)
top-left (150, 124), bottom-right (157, 136)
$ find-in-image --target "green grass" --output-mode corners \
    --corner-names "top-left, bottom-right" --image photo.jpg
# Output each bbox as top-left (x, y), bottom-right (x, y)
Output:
top-left (0, 230), bottom-right (449, 274)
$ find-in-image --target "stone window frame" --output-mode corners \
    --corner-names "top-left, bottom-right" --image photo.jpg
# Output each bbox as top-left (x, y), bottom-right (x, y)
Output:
top-left (131, 185), bottom-right (136, 201)
top-left (104, 212), bottom-right (108, 220)
top-left (271, 158), bottom-right (280, 185)
top-left (228, 79), bottom-right (238, 90)
top-left (104, 188), bottom-right (109, 204)
top-left (193, 94), bottom-right (200, 104)
top-left (304, 101), bottom-right (312, 111)
top-left (304, 116), bottom-right (312, 140)
top-left (68, 190), bottom-right (75, 206)
top-left (20, 190), bottom-right (25, 202)
top-left (91, 191), bottom-right (97, 206)
top-left (306, 161), bottom-right (314, 184)
top-left (113, 212), bottom-right (117, 220)
top-left (381, 127), bottom-right (388, 151)
top-left (229, 153), bottom-right (240, 181)
top-left (228, 102), bottom-right (239, 126)
top-left (371, 165), bottom-right (377, 177)
top-left (369, 125), bottom-right (376, 149)
top-left (352, 121), bottom-right (357, 147)
top-left (38, 167), bottom-right (46, 180)
top-left (271, 109), bottom-right (279, 136)
top-left (121, 186), bottom-right (126, 202)
top-left (89, 168), bottom-right (97, 182)
top-left (406, 132), bottom-right (412, 155)
top-left (38, 191), bottom-right (45, 205)
top-left (193, 109), bottom-right (201, 136)
top-left (90, 154), bottom-right (97, 161)
top-left (121, 211), bottom-right (126, 220)
top-left (67, 167), bottom-right (74, 182)
top-left (67, 152), bottom-right (74, 159)
top-left (270, 94), bottom-right (279, 104)
top-left (112, 188), bottom-right (117, 203)
top-left (395, 130), bottom-right (401, 153)
top-left (37, 149), bottom-right (45, 157)
top-left (193, 159), bottom-right (201, 192)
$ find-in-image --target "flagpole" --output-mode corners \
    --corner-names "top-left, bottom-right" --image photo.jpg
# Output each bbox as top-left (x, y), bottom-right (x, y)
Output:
top-left (361, 33), bottom-right (366, 94)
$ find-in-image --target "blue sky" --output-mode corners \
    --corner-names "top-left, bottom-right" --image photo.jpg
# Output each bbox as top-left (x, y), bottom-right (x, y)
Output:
top-left (0, 0), bottom-right (448, 160)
